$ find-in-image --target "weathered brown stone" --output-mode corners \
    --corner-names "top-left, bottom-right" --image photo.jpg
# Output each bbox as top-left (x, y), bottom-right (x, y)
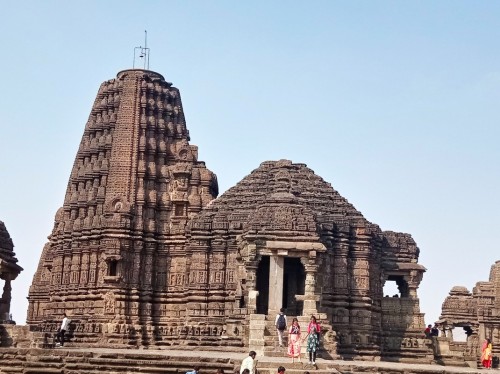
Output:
top-left (26, 69), bottom-right (430, 363)
top-left (0, 220), bottom-right (22, 324)
top-left (436, 260), bottom-right (500, 367)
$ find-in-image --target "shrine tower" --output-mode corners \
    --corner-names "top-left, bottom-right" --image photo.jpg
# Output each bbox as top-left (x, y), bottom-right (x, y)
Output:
top-left (27, 69), bottom-right (218, 344)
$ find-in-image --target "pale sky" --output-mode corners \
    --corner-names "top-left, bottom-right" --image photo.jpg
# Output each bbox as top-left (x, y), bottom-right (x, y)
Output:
top-left (1, 1), bottom-right (499, 326)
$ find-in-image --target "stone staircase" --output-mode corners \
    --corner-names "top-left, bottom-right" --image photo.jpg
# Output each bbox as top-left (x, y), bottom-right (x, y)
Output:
top-left (0, 348), bottom-right (236, 374)
top-left (255, 360), bottom-right (341, 374)
top-left (263, 315), bottom-right (338, 362)
top-left (263, 315), bottom-right (292, 358)
top-left (0, 346), bottom-right (484, 374)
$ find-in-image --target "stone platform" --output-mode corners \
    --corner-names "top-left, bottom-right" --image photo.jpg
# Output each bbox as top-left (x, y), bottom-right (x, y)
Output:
top-left (0, 347), bottom-right (484, 374)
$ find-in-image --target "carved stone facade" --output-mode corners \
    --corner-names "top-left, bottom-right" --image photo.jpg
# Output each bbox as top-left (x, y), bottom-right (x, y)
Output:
top-left (0, 221), bottom-right (22, 323)
top-left (27, 69), bottom-right (430, 361)
top-left (437, 261), bottom-right (500, 366)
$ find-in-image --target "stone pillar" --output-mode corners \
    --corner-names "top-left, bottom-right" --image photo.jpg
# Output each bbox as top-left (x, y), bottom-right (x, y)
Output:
top-left (268, 255), bottom-right (284, 314)
top-left (0, 278), bottom-right (11, 321)
top-left (248, 314), bottom-right (266, 356)
top-left (303, 265), bottom-right (319, 315)
top-left (299, 254), bottom-right (320, 316)
top-left (245, 255), bottom-right (259, 314)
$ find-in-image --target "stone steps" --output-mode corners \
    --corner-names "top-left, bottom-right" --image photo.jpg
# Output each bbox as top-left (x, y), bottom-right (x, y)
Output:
top-left (255, 361), bottom-right (340, 374)
top-left (0, 348), bottom-right (236, 374)
top-left (0, 347), bottom-right (483, 374)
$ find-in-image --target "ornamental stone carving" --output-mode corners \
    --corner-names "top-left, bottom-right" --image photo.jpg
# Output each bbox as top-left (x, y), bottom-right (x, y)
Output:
top-left (26, 69), bottom-right (429, 362)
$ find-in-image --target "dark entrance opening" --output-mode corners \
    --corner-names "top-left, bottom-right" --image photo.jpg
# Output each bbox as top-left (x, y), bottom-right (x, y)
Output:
top-left (256, 256), bottom-right (270, 314)
top-left (283, 257), bottom-right (305, 316)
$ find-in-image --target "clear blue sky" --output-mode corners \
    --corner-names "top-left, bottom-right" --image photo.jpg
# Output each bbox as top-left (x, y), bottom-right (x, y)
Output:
top-left (1, 1), bottom-right (499, 327)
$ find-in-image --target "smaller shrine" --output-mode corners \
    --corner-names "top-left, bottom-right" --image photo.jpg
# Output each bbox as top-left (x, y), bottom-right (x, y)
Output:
top-left (0, 221), bottom-right (23, 323)
top-left (435, 260), bottom-right (500, 368)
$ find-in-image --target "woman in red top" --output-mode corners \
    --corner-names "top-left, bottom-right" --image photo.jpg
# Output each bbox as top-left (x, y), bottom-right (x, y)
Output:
top-left (302, 315), bottom-right (321, 365)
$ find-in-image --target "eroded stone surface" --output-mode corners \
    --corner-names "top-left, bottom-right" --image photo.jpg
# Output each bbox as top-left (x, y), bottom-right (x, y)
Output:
top-left (437, 260), bottom-right (500, 365)
top-left (26, 69), bottom-right (430, 363)
top-left (0, 220), bottom-right (22, 324)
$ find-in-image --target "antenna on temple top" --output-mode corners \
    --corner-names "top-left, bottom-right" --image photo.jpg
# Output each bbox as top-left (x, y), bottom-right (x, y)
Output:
top-left (133, 30), bottom-right (150, 70)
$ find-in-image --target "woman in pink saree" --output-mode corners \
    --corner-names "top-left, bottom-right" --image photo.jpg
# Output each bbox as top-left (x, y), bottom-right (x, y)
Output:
top-left (287, 317), bottom-right (301, 363)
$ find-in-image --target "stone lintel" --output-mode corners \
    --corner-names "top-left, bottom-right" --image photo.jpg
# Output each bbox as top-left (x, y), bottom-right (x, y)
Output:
top-left (277, 249), bottom-right (288, 256)
top-left (265, 241), bottom-right (326, 252)
top-left (384, 262), bottom-right (426, 272)
top-left (295, 294), bottom-right (320, 302)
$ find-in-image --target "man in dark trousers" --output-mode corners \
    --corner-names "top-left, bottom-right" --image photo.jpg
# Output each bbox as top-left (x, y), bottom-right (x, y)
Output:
top-left (55, 312), bottom-right (71, 347)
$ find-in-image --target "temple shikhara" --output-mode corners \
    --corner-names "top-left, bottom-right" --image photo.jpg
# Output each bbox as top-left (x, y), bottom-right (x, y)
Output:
top-left (24, 68), bottom-right (431, 361)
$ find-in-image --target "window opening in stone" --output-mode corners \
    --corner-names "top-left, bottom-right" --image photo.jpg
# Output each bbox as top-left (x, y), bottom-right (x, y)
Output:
top-left (383, 276), bottom-right (409, 298)
top-left (108, 260), bottom-right (118, 276)
top-left (256, 256), bottom-right (270, 315)
top-left (283, 257), bottom-right (305, 316)
top-left (450, 326), bottom-right (468, 342)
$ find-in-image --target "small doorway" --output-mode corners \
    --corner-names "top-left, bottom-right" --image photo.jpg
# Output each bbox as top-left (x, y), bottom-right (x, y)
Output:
top-left (283, 257), bottom-right (305, 316)
top-left (256, 256), bottom-right (270, 314)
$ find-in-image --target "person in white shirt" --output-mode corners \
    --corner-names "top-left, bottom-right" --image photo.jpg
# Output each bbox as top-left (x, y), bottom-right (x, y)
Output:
top-left (275, 308), bottom-right (287, 347)
top-left (240, 351), bottom-right (256, 374)
top-left (56, 312), bottom-right (71, 347)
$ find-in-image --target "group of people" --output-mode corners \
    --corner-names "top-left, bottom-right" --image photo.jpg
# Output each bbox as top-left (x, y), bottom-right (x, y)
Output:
top-left (275, 309), bottom-right (321, 365)
top-left (424, 323), bottom-right (495, 369)
top-left (423, 324), bottom-right (439, 338)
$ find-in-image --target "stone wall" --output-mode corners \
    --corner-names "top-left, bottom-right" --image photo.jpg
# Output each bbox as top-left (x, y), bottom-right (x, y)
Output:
top-left (437, 261), bottom-right (500, 367)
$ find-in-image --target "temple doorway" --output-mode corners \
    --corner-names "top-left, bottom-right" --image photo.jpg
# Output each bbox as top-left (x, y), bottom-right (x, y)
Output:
top-left (283, 257), bottom-right (305, 316)
top-left (256, 256), bottom-right (270, 314)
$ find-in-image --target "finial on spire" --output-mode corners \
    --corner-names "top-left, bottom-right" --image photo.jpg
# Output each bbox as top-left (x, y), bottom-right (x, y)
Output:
top-left (133, 30), bottom-right (150, 70)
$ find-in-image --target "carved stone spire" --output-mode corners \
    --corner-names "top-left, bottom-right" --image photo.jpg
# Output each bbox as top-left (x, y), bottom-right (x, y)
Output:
top-left (27, 69), bottom-right (218, 343)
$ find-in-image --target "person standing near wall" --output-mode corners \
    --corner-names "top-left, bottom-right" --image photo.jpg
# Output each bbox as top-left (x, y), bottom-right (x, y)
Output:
top-left (481, 338), bottom-right (493, 369)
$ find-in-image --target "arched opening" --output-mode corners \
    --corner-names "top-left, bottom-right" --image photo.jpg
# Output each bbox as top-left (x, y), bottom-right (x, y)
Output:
top-left (256, 256), bottom-right (270, 314)
top-left (283, 257), bottom-right (305, 316)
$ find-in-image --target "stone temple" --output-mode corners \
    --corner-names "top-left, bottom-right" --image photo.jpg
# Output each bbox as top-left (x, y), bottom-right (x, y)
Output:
top-left (0, 221), bottom-right (22, 323)
top-left (27, 69), bottom-right (431, 361)
top-left (432, 261), bottom-right (500, 366)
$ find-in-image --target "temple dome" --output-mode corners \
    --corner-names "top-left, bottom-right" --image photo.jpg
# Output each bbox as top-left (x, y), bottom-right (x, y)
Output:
top-left (449, 286), bottom-right (471, 296)
top-left (189, 159), bottom-right (378, 237)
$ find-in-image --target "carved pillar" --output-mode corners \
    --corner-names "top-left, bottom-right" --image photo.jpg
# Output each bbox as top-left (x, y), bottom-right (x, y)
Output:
top-left (246, 264), bottom-right (259, 314)
top-left (0, 278), bottom-right (12, 320)
top-left (300, 256), bottom-right (319, 316)
top-left (242, 243), bottom-right (259, 314)
top-left (268, 255), bottom-right (284, 314)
